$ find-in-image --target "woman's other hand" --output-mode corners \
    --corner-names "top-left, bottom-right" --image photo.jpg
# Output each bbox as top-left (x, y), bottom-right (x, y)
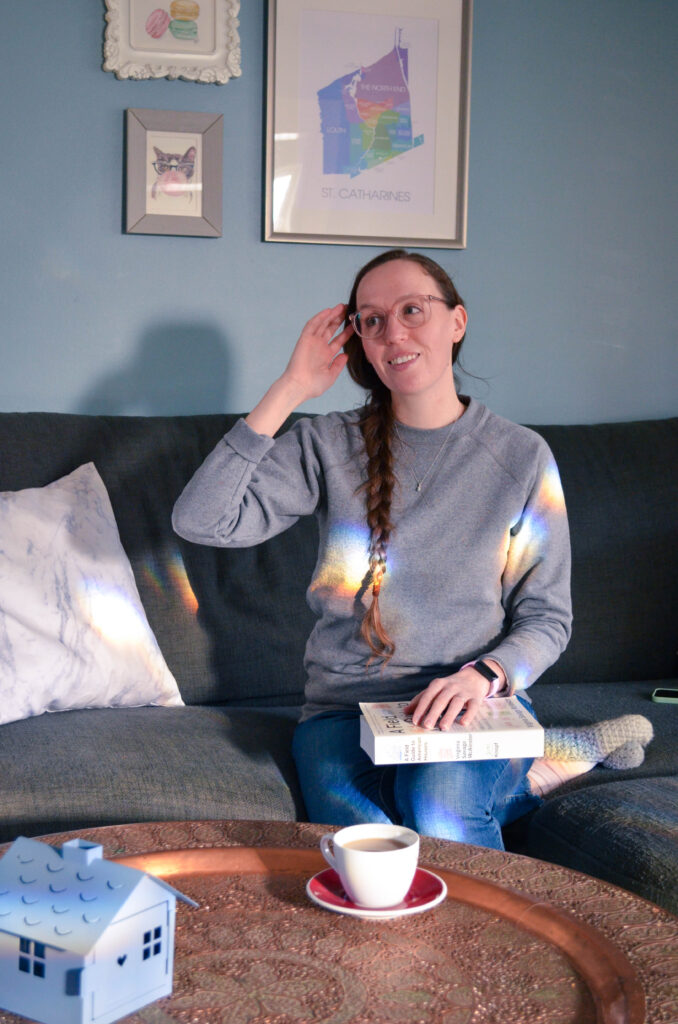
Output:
top-left (403, 663), bottom-right (501, 730)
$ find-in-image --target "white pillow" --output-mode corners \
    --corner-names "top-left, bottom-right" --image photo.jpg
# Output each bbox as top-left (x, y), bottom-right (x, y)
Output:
top-left (0, 462), bottom-right (183, 726)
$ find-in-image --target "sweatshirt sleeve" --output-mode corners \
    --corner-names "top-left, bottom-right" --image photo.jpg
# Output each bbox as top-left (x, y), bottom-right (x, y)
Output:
top-left (172, 417), bottom-right (322, 547)
top-left (487, 443), bottom-right (573, 694)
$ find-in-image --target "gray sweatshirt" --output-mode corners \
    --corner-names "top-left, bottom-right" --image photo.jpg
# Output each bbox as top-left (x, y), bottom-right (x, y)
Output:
top-left (173, 399), bottom-right (572, 719)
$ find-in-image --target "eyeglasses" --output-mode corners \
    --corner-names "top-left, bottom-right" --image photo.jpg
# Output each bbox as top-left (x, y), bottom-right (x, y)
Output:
top-left (348, 295), bottom-right (450, 340)
top-left (152, 159), bottom-right (195, 176)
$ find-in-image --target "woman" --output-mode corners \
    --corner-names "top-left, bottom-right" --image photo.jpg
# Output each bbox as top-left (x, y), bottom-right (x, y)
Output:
top-left (173, 249), bottom-right (649, 849)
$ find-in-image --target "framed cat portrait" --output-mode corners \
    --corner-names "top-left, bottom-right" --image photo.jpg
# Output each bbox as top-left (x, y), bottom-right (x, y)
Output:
top-left (104, 0), bottom-right (241, 84)
top-left (126, 108), bottom-right (223, 236)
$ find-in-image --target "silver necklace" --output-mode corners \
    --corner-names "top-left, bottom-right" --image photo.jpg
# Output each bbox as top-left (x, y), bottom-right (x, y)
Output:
top-left (394, 418), bottom-right (457, 493)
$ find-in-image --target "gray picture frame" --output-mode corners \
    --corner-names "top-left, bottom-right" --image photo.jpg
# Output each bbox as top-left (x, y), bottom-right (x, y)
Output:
top-left (126, 108), bottom-right (223, 237)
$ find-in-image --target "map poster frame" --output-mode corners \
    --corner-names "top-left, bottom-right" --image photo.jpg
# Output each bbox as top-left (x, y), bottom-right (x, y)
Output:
top-left (264, 0), bottom-right (472, 248)
top-left (125, 108), bottom-right (223, 236)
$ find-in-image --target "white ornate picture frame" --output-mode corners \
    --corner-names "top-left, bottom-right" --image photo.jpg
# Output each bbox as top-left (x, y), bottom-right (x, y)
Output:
top-left (104, 0), bottom-right (241, 84)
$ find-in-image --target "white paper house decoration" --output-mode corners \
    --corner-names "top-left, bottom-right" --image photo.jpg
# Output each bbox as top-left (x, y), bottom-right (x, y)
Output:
top-left (0, 836), bottom-right (197, 1024)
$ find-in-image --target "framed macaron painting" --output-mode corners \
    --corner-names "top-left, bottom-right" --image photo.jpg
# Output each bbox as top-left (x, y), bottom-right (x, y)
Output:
top-left (104, 0), bottom-right (241, 83)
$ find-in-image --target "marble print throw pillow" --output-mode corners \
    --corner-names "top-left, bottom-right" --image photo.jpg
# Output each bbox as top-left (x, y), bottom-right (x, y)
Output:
top-left (0, 463), bottom-right (183, 726)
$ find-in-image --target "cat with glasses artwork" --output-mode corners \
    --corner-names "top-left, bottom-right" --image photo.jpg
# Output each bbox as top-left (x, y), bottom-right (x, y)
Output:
top-left (151, 146), bottom-right (196, 202)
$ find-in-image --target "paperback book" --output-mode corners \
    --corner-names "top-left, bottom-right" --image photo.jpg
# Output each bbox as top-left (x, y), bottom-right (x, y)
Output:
top-left (359, 696), bottom-right (544, 765)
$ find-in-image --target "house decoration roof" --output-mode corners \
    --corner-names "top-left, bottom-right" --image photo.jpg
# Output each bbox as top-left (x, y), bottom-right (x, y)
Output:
top-left (0, 836), bottom-right (197, 957)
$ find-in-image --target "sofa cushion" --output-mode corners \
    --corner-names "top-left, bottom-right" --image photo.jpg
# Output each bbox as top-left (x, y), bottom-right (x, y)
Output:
top-left (0, 413), bottom-right (317, 708)
top-left (532, 418), bottom-right (678, 685)
top-left (527, 776), bottom-right (678, 914)
top-left (526, 679), bottom-right (678, 803)
top-left (0, 462), bottom-right (182, 726)
top-left (0, 705), bottom-right (305, 843)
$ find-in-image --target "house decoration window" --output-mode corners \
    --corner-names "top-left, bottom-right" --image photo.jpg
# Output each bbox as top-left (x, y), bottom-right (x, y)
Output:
top-left (19, 938), bottom-right (46, 978)
top-left (142, 926), bottom-right (162, 960)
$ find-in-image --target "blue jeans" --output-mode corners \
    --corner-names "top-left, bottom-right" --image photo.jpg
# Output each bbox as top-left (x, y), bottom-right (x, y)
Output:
top-left (292, 702), bottom-right (542, 850)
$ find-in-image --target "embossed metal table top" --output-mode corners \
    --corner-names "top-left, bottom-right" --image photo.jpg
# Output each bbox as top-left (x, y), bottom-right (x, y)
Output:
top-left (1, 820), bottom-right (676, 1024)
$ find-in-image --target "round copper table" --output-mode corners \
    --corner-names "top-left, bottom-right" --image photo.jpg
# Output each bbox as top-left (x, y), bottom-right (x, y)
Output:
top-left (1, 820), bottom-right (676, 1024)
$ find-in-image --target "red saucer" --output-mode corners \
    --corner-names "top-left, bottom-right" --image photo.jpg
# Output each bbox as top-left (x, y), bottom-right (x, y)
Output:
top-left (306, 867), bottom-right (447, 919)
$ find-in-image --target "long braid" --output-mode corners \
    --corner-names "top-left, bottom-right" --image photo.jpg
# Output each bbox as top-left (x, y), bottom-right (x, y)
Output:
top-left (358, 389), bottom-right (396, 660)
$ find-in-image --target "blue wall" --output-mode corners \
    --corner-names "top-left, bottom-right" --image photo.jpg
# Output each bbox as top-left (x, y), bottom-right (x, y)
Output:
top-left (1, 1), bottom-right (676, 423)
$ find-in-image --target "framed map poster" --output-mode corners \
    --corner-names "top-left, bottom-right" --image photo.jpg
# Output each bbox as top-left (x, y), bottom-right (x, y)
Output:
top-left (264, 0), bottom-right (472, 248)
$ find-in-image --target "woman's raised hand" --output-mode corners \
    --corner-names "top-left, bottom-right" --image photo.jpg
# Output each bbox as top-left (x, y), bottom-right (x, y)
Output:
top-left (282, 304), bottom-right (352, 402)
top-left (245, 304), bottom-right (353, 438)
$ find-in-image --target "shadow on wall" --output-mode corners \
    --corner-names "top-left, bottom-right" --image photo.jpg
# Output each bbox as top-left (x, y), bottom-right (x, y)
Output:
top-left (75, 322), bottom-right (231, 415)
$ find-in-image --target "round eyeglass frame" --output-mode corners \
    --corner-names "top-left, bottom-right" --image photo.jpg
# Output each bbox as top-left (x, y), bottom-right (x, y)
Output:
top-left (348, 294), bottom-right (450, 340)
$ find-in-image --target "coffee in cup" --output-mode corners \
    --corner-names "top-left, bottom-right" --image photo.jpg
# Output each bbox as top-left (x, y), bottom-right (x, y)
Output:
top-left (343, 837), bottom-right (409, 852)
top-left (319, 823), bottom-right (419, 908)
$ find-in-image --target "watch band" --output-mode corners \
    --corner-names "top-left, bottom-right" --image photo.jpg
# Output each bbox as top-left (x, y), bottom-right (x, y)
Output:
top-left (470, 659), bottom-right (499, 685)
top-left (466, 659), bottom-right (507, 698)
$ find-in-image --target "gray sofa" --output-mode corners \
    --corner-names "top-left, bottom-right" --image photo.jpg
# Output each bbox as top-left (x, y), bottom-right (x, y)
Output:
top-left (0, 411), bottom-right (676, 913)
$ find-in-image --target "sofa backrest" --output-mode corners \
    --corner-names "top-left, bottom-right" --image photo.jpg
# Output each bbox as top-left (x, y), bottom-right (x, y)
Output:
top-left (0, 412), bottom-right (316, 707)
top-left (532, 417), bottom-right (678, 685)
top-left (1, 412), bottom-right (676, 704)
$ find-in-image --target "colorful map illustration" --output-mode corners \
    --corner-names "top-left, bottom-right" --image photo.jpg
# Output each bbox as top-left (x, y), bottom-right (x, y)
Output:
top-left (317, 30), bottom-right (424, 179)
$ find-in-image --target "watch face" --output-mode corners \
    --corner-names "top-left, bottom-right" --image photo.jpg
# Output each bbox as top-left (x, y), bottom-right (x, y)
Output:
top-left (473, 660), bottom-right (498, 683)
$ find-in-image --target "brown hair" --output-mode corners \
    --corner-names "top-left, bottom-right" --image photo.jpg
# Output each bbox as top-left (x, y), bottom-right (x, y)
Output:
top-left (344, 249), bottom-right (466, 661)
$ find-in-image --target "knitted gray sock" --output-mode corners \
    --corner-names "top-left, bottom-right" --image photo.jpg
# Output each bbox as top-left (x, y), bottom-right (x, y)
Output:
top-left (544, 715), bottom-right (653, 766)
top-left (602, 739), bottom-right (647, 770)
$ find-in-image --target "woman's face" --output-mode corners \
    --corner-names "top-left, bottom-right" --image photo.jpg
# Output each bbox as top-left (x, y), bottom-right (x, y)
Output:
top-left (355, 259), bottom-right (467, 414)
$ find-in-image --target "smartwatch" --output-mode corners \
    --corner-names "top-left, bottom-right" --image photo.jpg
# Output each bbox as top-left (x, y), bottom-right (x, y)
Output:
top-left (471, 659), bottom-right (498, 684)
top-left (470, 659), bottom-right (503, 697)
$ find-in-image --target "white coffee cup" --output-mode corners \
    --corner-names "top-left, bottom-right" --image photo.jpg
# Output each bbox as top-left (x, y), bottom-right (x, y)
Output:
top-left (319, 823), bottom-right (419, 908)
